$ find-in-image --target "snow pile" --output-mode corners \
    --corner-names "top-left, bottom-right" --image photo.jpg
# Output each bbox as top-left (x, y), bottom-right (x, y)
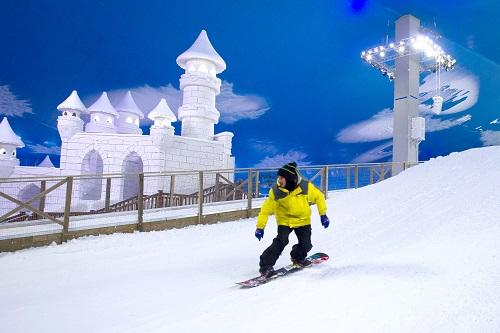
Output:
top-left (0, 146), bottom-right (499, 333)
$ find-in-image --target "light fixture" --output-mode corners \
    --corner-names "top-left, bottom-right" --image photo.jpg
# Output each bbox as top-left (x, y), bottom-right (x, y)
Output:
top-left (361, 32), bottom-right (456, 81)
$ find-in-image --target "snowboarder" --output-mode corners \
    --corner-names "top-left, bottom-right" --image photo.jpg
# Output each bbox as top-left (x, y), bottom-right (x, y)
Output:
top-left (255, 162), bottom-right (330, 277)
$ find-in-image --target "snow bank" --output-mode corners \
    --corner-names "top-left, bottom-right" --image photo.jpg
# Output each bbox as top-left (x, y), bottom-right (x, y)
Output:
top-left (0, 146), bottom-right (499, 333)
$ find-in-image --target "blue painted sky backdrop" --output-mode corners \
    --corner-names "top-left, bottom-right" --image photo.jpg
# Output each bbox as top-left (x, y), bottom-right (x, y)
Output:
top-left (1, 0), bottom-right (499, 167)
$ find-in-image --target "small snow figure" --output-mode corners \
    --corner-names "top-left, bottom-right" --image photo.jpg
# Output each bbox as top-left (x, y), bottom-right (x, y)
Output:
top-left (255, 162), bottom-right (330, 277)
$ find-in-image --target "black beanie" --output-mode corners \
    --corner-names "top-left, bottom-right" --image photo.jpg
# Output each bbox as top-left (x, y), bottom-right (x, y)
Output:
top-left (277, 162), bottom-right (299, 191)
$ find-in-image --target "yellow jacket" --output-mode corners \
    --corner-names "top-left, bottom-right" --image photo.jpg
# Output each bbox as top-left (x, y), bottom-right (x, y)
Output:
top-left (256, 179), bottom-right (327, 229)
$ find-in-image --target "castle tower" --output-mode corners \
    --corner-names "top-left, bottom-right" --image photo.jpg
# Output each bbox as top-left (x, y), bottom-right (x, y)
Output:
top-left (56, 90), bottom-right (86, 141)
top-left (148, 98), bottom-right (177, 146)
top-left (115, 91), bottom-right (144, 134)
top-left (176, 30), bottom-right (226, 140)
top-left (0, 117), bottom-right (24, 178)
top-left (85, 92), bottom-right (118, 133)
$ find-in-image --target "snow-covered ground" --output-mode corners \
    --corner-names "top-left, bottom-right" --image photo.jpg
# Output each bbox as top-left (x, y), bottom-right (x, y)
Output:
top-left (0, 146), bottom-right (499, 333)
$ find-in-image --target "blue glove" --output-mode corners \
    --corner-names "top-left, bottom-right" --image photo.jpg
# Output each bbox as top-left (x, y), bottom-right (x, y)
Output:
top-left (320, 215), bottom-right (330, 229)
top-left (255, 228), bottom-right (264, 241)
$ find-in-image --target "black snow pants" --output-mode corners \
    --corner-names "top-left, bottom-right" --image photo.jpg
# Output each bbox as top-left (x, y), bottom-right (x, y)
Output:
top-left (259, 225), bottom-right (312, 269)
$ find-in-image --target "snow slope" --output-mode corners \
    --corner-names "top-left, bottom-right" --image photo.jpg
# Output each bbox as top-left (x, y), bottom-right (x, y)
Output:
top-left (0, 146), bottom-right (499, 333)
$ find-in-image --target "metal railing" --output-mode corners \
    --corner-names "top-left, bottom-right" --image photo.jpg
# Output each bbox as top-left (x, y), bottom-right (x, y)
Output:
top-left (0, 161), bottom-right (418, 247)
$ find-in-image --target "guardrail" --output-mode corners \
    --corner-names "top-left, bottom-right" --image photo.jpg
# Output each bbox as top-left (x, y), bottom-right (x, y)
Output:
top-left (0, 161), bottom-right (418, 251)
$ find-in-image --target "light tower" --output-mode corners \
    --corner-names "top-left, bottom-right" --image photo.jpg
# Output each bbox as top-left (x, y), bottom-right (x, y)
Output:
top-left (176, 30), bottom-right (226, 140)
top-left (360, 15), bottom-right (456, 174)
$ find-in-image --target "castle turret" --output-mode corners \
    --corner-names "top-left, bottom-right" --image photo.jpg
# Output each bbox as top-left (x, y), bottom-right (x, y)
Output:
top-left (57, 90), bottom-right (86, 141)
top-left (115, 91), bottom-right (144, 134)
top-left (148, 98), bottom-right (177, 146)
top-left (176, 30), bottom-right (226, 140)
top-left (38, 155), bottom-right (55, 168)
top-left (85, 92), bottom-right (118, 133)
top-left (0, 117), bottom-right (24, 178)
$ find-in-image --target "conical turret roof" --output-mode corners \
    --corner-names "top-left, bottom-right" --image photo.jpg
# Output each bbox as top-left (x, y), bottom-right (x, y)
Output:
top-left (57, 90), bottom-right (87, 113)
top-left (87, 92), bottom-right (118, 116)
top-left (115, 91), bottom-right (144, 119)
top-left (38, 155), bottom-right (55, 168)
top-left (0, 117), bottom-right (24, 147)
top-left (176, 30), bottom-right (226, 73)
top-left (147, 98), bottom-right (177, 122)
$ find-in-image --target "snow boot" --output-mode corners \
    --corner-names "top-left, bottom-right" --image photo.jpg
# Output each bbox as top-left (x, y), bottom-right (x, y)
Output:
top-left (259, 266), bottom-right (275, 278)
top-left (292, 258), bottom-right (312, 268)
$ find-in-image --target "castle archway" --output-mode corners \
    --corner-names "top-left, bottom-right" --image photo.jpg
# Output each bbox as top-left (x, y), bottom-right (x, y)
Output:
top-left (122, 152), bottom-right (143, 200)
top-left (18, 184), bottom-right (41, 212)
top-left (80, 150), bottom-right (103, 200)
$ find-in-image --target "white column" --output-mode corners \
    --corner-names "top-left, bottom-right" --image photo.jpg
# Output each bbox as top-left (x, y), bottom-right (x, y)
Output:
top-left (393, 15), bottom-right (421, 174)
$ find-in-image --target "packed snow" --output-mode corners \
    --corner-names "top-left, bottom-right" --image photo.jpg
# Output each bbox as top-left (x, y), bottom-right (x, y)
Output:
top-left (0, 146), bottom-right (499, 333)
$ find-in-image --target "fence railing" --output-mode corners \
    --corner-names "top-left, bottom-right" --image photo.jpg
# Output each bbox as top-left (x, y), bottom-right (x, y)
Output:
top-left (0, 161), bottom-right (418, 247)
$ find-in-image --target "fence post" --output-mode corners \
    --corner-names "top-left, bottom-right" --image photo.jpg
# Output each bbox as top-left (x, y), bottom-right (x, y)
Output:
top-left (354, 165), bottom-right (359, 188)
top-left (380, 164), bottom-right (385, 181)
top-left (255, 170), bottom-right (260, 199)
top-left (39, 180), bottom-right (46, 214)
top-left (215, 173), bottom-right (220, 202)
top-left (198, 171), bottom-right (204, 224)
top-left (323, 166), bottom-right (329, 198)
top-left (247, 169), bottom-right (253, 217)
top-left (169, 175), bottom-right (175, 207)
top-left (105, 177), bottom-right (111, 212)
top-left (62, 177), bottom-right (73, 241)
top-left (346, 167), bottom-right (351, 189)
top-left (137, 173), bottom-right (144, 231)
top-left (158, 190), bottom-right (164, 208)
top-left (403, 162), bottom-right (407, 171)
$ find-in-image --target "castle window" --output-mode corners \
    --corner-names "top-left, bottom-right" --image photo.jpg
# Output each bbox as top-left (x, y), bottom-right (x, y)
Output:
top-left (126, 116), bottom-right (133, 124)
top-left (106, 117), bottom-right (113, 124)
top-left (63, 111), bottom-right (68, 116)
top-left (199, 63), bottom-right (208, 73)
top-left (12, 151), bottom-right (16, 156)
top-left (0, 148), bottom-right (6, 155)
top-left (93, 115), bottom-right (100, 122)
top-left (72, 112), bottom-right (77, 117)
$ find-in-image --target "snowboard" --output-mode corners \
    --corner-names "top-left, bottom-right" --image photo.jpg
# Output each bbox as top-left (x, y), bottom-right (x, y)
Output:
top-left (237, 252), bottom-right (329, 288)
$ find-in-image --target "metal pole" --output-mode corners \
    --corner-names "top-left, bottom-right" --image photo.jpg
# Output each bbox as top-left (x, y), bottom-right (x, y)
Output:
top-left (137, 173), bottom-right (144, 231)
top-left (354, 166), bottom-right (359, 188)
top-left (323, 166), bottom-right (329, 199)
top-left (346, 167), bottom-right (351, 189)
top-left (247, 169), bottom-right (253, 217)
top-left (255, 170), bottom-right (260, 199)
top-left (198, 171), bottom-right (203, 224)
top-left (370, 166), bottom-right (374, 185)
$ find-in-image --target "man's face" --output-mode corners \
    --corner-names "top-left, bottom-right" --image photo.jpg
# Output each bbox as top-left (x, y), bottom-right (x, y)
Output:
top-left (277, 175), bottom-right (286, 187)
